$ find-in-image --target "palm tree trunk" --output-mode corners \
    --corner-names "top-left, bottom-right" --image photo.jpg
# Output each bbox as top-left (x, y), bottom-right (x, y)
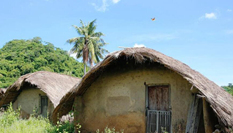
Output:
top-left (84, 63), bottom-right (86, 75)
top-left (83, 44), bottom-right (88, 75)
top-left (90, 58), bottom-right (93, 68)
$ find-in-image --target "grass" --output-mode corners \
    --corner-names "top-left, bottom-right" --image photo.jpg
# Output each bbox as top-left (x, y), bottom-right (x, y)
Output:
top-left (0, 103), bottom-right (126, 133)
top-left (0, 103), bottom-right (75, 133)
top-left (0, 117), bottom-right (52, 133)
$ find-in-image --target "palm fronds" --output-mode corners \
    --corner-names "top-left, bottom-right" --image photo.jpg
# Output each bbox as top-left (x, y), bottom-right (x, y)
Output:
top-left (67, 19), bottom-right (108, 73)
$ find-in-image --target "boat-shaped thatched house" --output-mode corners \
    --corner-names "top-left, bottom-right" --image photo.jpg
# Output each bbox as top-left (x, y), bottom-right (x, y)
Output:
top-left (0, 71), bottom-right (80, 118)
top-left (53, 48), bottom-right (233, 133)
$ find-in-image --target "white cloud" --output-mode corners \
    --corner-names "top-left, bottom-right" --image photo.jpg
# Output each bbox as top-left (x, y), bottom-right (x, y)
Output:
top-left (205, 13), bottom-right (217, 19)
top-left (227, 9), bottom-right (232, 12)
top-left (134, 43), bottom-right (145, 48)
top-left (112, 0), bottom-right (120, 4)
top-left (91, 0), bottom-right (120, 12)
top-left (91, 0), bottom-right (109, 12)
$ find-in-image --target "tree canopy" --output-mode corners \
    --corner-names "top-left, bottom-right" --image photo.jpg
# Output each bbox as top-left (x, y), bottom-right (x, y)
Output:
top-left (0, 37), bottom-right (85, 88)
top-left (222, 83), bottom-right (233, 96)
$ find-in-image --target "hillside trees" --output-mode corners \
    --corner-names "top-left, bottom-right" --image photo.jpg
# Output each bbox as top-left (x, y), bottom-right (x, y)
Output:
top-left (0, 37), bottom-right (85, 88)
top-left (222, 83), bottom-right (233, 96)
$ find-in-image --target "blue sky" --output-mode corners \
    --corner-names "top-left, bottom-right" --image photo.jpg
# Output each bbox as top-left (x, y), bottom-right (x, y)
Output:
top-left (0, 0), bottom-right (233, 86)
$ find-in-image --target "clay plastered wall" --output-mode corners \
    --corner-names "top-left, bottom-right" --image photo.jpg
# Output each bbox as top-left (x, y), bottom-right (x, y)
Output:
top-left (78, 67), bottom-right (193, 133)
top-left (13, 88), bottom-right (54, 118)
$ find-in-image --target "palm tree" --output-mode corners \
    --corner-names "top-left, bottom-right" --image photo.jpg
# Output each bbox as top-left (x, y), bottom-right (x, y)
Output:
top-left (67, 19), bottom-right (108, 75)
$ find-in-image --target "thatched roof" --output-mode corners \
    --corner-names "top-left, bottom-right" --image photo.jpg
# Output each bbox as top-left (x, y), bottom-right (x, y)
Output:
top-left (0, 88), bottom-right (6, 94)
top-left (0, 71), bottom-right (80, 108)
top-left (52, 47), bottom-right (233, 128)
top-left (0, 88), bottom-right (6, 101)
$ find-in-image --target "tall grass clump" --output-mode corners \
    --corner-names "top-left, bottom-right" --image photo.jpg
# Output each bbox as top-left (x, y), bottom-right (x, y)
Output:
top-left (0, 103), bottom-right (77, 133)
top-left (0, 104), bottom-right (78, 133)
top-left (0, 103), bottom-right (53, 133)
top-left (0, 103), bottom-right (20, 127)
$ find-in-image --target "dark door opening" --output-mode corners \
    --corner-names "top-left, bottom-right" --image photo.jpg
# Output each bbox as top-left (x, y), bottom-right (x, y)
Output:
top-left (41, 96), bottom-right (48, 117)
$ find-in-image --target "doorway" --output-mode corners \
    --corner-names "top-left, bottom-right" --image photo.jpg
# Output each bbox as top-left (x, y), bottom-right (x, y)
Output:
top-left (146, 85), bottom-right (172, 133)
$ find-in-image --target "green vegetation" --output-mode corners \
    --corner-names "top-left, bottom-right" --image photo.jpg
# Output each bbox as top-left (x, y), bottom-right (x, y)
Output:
top-left (67, 19), bottom-right (108, 74)
top-left (96, 127), bottom-right (124, 133)
top-left (0, 37), bottom-right (85, 88)
top-left (0, 103), bottom-right (75, 133)
top-left (0, 104), bottom-right (123, 133)
top-left (222, 83), bottom-right (233, 96)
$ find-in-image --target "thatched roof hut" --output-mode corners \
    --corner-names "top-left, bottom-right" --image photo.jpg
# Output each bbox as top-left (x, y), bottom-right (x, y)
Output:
top-left (53, 48), bottom-right (233, 130)
top-left (0, 71), bottom-right (80, 109)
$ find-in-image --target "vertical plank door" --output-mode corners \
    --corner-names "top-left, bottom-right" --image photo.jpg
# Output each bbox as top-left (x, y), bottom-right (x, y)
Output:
top-left (147, 85), bottom-right (170, 133)
top-left (148, 85), bottom-right (169, 111)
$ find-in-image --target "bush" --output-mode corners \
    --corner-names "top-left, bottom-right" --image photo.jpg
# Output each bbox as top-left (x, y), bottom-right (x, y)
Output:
top-left (0, 103), bottom-right (76, 133)
top-left (0, 103), bottom-right (53, 133)
top-left (0, 103), bottom-right (20, 127)
top-left (96, 127), bottom-right (124, 133)
top-left (48, 120), bottom-right (75, 133)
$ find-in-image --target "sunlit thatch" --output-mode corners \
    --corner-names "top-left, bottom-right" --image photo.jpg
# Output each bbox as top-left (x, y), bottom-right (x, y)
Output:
top-left (0, 71), bottom-right (80, 108)
top-left (52, 47), bottom-right (233, 128)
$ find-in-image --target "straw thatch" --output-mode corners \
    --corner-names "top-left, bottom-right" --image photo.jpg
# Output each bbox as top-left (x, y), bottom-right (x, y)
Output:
top-left (0, 71), bottom-right (80, 108)
top-left (52, 47), bottom-right (233, 128)
top-left (0, 88), bottom-right (6, 101)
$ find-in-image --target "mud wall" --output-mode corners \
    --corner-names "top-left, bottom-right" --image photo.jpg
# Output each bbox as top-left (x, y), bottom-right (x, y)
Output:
top-left (13, 88), bottom-right (54, 118)
top-left (75, 66), bottom-right (193, 133)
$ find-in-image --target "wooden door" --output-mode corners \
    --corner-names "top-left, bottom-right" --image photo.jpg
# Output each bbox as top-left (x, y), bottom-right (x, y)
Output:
top-left (148, 85), bottom-right (169, 111)
top-left (146, 85), bottom-right (171, 133)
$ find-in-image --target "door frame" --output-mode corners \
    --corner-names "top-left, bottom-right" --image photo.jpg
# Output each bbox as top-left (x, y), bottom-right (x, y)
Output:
top-left (144, 82), bottom-right (172, 133)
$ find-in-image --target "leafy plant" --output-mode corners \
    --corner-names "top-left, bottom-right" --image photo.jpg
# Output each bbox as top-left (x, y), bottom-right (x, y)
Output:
top-left (0, 103), bottom-right (20, 127)
top-left (0, 103), bottom-right (52, 133)
top-left (96, 127), bottom-right (124, 133)
top-left (0, 103), bottom-right (76, 133)
top-left (161, 127), bottom-right (168, 133)
top-left (50, 120), bottom-right (75, 133)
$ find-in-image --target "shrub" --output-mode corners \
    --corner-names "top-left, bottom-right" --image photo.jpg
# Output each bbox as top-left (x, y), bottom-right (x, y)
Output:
top-left (0, 104), bottom-right (81, 133)
top-left (0, 103), bottom-right (53, 133)
top-left (48, 120), bottom-right (75, 133)
top-left (0, 103), bottom-right (20, 127)
top-left (96, 127), bottom-right (124, 133)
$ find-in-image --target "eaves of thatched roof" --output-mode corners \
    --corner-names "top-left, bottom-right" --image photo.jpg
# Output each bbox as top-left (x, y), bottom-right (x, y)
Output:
top-left (0, 88), bottom-right (6, 101)
top-left (0, 71), bottom-right (80, 108)
top-left (52, 47), bottom-right (233, 128)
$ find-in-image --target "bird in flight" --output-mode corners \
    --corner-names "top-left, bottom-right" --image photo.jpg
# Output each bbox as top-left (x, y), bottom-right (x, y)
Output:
top-left (151, 18), bottom-right (155, 21)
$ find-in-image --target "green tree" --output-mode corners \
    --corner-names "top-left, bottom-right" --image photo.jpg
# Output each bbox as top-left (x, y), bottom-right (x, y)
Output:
top-left (0, 38), bottom-right (85, 88)
top-left (222, 83), bottom-right (233, 96)
top-left (67, 19), bottom-right (108, 74)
